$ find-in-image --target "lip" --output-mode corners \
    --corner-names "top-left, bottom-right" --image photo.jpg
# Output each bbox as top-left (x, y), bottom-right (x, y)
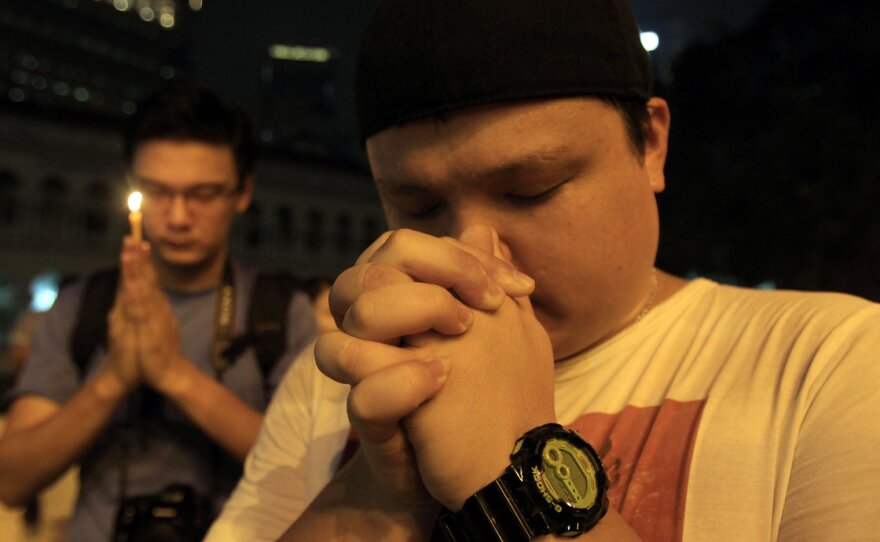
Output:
top-left (159, 240), bottom-right (196, 250)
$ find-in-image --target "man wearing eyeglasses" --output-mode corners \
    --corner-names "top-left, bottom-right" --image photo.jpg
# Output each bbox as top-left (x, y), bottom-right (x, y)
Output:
top-left (0, 83), bottom-right (317, 541)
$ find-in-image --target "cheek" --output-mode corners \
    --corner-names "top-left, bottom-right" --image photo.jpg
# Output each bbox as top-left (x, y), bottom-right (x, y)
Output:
top-left (203, 212), bottom-right (236, 239)
top-left (502, 213), bottom-right (579, 297)
top-left (581, 174), bottom-right (658, 263)
top-left (504, 182), bottom-right (656, 307)
top-left (141, 212), bottom-right (161, 235)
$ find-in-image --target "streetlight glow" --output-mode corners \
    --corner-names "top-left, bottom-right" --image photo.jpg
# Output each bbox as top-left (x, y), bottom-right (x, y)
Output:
top-left (640, 31), bottom-right (659, 52)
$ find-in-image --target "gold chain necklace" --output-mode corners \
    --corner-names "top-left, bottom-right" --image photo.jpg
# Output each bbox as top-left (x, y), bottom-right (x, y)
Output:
top-left (634, 268), bottom-right (658, 324)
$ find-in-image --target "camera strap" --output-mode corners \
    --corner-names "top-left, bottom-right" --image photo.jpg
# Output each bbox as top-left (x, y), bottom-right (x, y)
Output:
top-left (116, 259), bottom-right (236, 510)
top-left (210, 262), bottom-right (237, 378)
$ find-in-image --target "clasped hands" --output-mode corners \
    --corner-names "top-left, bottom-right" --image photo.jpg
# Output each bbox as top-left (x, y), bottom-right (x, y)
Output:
top-left (103, 238), bottom-right (188, 397)
top-left (315, 225), bottom-right (557, 513)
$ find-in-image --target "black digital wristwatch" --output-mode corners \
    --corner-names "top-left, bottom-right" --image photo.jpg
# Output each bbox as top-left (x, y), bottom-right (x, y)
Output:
top-left (438, 423), bottom-right (609, 541)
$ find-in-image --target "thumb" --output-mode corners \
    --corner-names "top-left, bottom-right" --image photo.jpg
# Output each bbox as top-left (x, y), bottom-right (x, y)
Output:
top-left (458, 224), bottom-right (495, 254)
top-left (489, 229), bottom-right (536, 313)
top-left (490, 228), bottom-right (515, 265)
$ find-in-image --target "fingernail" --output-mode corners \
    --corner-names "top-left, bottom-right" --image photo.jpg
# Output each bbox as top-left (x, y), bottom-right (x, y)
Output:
top-left (491, 229), bottom-right (502, 257)
top-left (512, 270), bottom-right (534, 289)
top-left (458, 304), bottom-right (474, 331)
top-left (423, 358), bottom-right (449, 382)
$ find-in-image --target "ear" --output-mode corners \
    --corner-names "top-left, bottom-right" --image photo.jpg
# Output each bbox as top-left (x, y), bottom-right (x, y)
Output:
top-left (644, 97), bottom-right (670, 194)
top-left (233, 174), bottom-right (256, 214)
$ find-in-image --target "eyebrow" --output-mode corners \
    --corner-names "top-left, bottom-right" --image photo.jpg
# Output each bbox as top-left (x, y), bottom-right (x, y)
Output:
top-left (376, 145), bottom-right (571, 195)
top-left (481, 145), bottom-right (571, 180)
top-left (132, 176), bottom-right (231, 189)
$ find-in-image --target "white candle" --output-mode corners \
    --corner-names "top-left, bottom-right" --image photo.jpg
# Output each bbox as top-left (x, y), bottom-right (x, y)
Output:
top-left (128, 191), bottom-right (143, 242)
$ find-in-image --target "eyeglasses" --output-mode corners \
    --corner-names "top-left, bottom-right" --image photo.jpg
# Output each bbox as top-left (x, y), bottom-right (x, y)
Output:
top-left (133, 178), bottom-right (239, 210)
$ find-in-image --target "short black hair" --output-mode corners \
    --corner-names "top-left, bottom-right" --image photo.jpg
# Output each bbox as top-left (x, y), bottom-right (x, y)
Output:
top-left (598, 95), bottom-right (652, 159)
top-left (123, 82), bottom-right (255, 187)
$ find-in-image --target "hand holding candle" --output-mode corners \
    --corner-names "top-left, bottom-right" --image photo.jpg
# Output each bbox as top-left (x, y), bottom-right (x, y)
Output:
top-left (128, 191), bottom-right (143, 243)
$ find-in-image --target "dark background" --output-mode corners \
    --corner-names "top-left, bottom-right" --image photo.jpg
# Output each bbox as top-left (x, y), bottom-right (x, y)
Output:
top-left (3, 0), bottom-right (878, 301)
top-left (657, 0), bottom-right (879, 299)
top-left (186, 0), bottom-right (879, 299)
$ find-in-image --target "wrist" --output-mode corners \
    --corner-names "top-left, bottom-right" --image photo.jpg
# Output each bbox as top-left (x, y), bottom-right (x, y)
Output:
top-left (92, 369), bottom-right (131, 403)
top-left (345, 450), bottom-right (442, 538)
top-left (439, 424), bottom-right (610, 542)
top-left (154, 355), bottom-right (197, 398)
top-left (445, 449), bottom-right (512, 512)
top-left (445, 419), bottom-right (556, 511)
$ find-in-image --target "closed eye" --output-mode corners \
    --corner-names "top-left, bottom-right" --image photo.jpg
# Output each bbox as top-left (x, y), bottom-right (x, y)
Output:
top-left (505, 179), bottom-right (569, 205)
top-left (404, 203), bottom-right (442, 219)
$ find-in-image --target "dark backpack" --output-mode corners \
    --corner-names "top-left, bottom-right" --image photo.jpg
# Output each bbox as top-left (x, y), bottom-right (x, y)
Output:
top-left (69, 268), bottom-right (300, 384)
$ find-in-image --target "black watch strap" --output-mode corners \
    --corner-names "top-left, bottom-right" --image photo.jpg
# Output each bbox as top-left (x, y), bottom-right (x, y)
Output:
top-left (437, 468), bottom-right (547, 542)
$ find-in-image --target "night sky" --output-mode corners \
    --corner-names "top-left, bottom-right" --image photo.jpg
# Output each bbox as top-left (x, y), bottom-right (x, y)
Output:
top-left (190, 0), bottom-right (771, 140)
top-left (190, 0), bottom-right (380, 137)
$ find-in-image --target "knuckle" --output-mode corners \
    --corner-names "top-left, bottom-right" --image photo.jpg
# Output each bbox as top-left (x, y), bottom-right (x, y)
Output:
top-left (314, 333), bottom-right (332, 363)
top-left (345, 296), bottom-right (376, 333)
top-left (428, 286), bottom-right (455, 314)
top-left (382, 228), bottom-right (416, 252)
top-left (346, 387), bottom-right (370, 423)
top-left (360, 262), bottom-right (406, 291)
top-left (328, 270), bottom-right (354, 314)
top-left (336, 337), bottom-right (363, 378)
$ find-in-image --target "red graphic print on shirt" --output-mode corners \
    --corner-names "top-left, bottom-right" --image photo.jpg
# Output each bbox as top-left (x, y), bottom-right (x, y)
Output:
top-left (568, 399), bottom-right (705, 542)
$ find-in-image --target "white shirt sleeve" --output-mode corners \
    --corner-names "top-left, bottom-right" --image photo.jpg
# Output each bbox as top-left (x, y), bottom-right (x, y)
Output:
top-left (205, 342), bottom-right (351, 542)
top-left (777, 306), bottom-right (880, 541)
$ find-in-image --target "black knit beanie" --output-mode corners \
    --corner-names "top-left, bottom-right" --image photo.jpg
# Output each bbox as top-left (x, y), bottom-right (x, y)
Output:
top-left (354, 0), bottom-right (653, 141)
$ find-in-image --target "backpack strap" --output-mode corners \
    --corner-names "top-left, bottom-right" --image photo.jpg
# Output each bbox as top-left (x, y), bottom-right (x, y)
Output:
top-left (70, 267), bottom-right (119, 375)
top-left (246, 272), bottom-right (300, 382)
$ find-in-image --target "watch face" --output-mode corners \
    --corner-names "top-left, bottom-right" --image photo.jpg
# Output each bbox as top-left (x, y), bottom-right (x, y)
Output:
top-left (538, 437), bottom-right (601, 510)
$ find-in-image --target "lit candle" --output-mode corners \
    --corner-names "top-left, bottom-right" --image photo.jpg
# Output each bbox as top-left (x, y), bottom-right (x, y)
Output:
top-left (128, 191), bottom-right (143, 243)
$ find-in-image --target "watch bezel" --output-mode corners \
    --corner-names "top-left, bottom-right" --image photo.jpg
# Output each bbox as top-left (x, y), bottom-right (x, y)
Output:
top-left (510, 424), bottom-right (609, 537)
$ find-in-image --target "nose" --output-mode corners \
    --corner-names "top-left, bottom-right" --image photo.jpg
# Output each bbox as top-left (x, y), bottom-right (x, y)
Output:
top-left (448, 202), bottom-right (496, 239)
top-left (166, 194), bottom-right (192, 229)
top-left (448, 205), bottom-right (509, 257)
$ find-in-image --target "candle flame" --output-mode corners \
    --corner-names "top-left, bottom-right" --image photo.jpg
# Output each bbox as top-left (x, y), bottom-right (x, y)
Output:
top-left (128, 191), bottom-right (143, 212)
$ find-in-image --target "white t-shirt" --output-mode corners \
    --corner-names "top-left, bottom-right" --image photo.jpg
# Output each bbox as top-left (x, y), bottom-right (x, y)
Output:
top-left (207, 279), bottom-right (880, 541)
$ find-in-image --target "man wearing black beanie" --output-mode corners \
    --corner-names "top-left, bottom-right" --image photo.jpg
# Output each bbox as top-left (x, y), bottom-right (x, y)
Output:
top-left (208, 0), bottom-right (880, 540)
